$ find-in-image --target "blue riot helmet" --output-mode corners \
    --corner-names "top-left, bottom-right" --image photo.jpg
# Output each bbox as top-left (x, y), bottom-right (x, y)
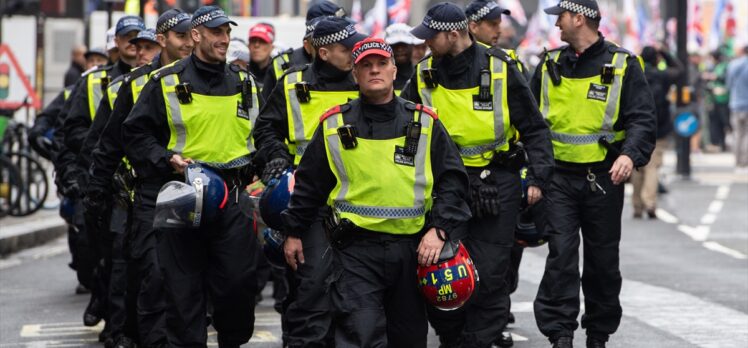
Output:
top-left (59, 196), bottom-right (75, 224)
top-left (259, 169), bottom-right (294, 231)
top-left (262, 228), bottom-right (286, 269)
top-left (515, 206), bottom-right (547, 248)
top-left (153, 164), bottom-right (228, 229)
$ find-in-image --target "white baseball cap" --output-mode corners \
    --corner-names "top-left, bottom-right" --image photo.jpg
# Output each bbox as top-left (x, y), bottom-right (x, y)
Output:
top-left (385, 23), bottom-right (423, 46)
top-left (227, 39), bottom-right (250, 64)
top-left (106, 26), bottom-right (116, 51)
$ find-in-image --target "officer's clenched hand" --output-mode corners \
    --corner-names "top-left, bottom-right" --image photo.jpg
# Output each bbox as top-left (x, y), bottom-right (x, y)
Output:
top-left (284, 236), bottom-right (305, 271)
top-left (527, 186), bottom-right (543, 205)
top-left (418, 228), bottom-right (445, 267)
top-left (609, 154), bottom-right (633, 185)
top-left (478, 185), bottom-right (501, 217)
top-left (261, 157), bottom-right (289, 184)
top-left (170, 154), bottom-right (192, 174)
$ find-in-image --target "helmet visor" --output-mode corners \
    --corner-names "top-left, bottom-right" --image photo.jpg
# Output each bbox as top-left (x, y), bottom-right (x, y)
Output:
top-left (154, 181), bottom-right (199, 230)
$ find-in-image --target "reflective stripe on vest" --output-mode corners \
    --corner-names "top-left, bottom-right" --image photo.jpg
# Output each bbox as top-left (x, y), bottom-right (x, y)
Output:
top-left (284, 70), bottom-right (358, 164)
top-left (273, 53), bottom-right (291, 81)
top-left (132, 74), bottom-right (149, 103)
top-left (107, 79), bottom-right (123, 109)
top-left (323, 108), bottom-right (434, 234)
top-left (416, 55), bottom-right (513, 167)
top-left (161, 72), bottom-right (259, 169)
top-left (540, 50), bottom-right (628, 163)
top-left (87, 70), bottom-right (107, 120)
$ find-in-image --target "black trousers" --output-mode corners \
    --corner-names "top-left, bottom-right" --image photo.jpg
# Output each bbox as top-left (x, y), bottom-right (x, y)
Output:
top-left (71, 199), bottom-right (95, 289)
top-left (131, 185), bottom-right (167, 346)
top-left (330, 234), bottom-right (427, 348)
top-left (107, 202), bottom-right (138, 341)
top-left (157, 186), bottom-right (258, 347)
top-left (534, 170), bottom-right (624, 343)
top-left (709, 103), bottom-right (731, 149)
top-left (428, 165), bottom-right (521, 348)
top-left (283, 221), bottom-right (333, 348)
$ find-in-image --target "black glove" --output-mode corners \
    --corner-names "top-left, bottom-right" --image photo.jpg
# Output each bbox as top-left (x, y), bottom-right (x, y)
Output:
top-left (261, 157), bottom-right (289, 184)
top-left (469, 171), bottom-right (500, 218)
top-left (61, 176), bottom-right (81, 198)
top-left (83, 189), bottom-right (110, 232)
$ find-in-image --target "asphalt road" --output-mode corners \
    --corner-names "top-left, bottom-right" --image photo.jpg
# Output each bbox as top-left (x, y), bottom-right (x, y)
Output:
top-left (1, 155), bottom-right (746, 348)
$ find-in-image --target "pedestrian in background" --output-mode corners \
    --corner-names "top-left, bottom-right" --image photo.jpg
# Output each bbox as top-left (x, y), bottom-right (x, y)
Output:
top-left (248, 22), bottom-right (276, 91)
top-left (727, 45), bottom-right (748, 173)
top-left (632, 44), bottom-right (683, 219)
top-left (64, 44), bottom-right (87, 87)
top-left (704, 50), bottom-right (731, 152)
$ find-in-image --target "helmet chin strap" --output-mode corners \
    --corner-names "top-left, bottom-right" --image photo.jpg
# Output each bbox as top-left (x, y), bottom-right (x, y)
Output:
top-left (193, 177), bottom-right (204, 228)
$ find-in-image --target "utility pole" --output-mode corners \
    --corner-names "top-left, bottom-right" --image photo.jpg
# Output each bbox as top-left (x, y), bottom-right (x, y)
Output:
top-left (674, 0), bottom-right (691, 178)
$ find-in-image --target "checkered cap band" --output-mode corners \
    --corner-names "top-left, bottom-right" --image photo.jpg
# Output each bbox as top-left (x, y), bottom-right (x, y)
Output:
top-left (424, 15), bottom-right (468, 31)
top-left (191, 9), bottom-right (227, 29)
top-left (158, 13), bottom-right (191, 34)
top-left (352, 40), bottom-right (393, 62)
top-left (468, 2), bottom-right (499, 22)
top-left (312, 25), bottom-right (355, 47)
top-left (559, 0), bottom-right (599, 19)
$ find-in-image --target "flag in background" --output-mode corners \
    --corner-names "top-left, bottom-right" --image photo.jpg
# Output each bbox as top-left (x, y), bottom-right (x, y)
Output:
top-left (352, 0), bottom-right (364, 33)
top-left (520, 0), bottom-right (561, 51)
top-left (598, 0), bottom-right (620, 44)
top-left (623, 0), bottom-right (641, 53)
top-left (363, 0), bottom-right (387, 37)
top-left (499, 0), bottom-right (527, 26)
top-left (688, 0), bottom-right (704, 52)
top-left (387, 0), bottom-right (411, 24)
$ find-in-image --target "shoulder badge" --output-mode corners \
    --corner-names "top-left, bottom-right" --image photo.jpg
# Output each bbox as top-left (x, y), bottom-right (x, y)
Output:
top-left (319, 103), bottom-right (351, 122)
top-left (150, 59), bottom-right (186, 81)
top-left (416, 104), bottom-right (438, 120)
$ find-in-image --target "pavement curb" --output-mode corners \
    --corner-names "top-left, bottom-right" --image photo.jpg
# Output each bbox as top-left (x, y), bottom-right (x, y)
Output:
top-left (0, 216), bottom-right (67, 257)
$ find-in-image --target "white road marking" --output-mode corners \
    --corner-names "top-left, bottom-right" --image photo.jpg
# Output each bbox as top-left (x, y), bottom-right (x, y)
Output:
top-left (678, 224), bottom-right (710, 242)
top-left (715, 185), bottom-right (730, 200)
top-left (700, 213), bottom-right (717, 225)
top-left (521, 251), bottom-right (748, 348)
top-left (702, 241), bottom-right (748, 260)
top-left (655, 208), bottom-right (679, 224)
top-left (707, 200), bottom-right (724, 214)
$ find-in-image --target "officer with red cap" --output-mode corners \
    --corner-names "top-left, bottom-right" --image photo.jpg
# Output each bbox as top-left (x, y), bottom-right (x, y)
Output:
top-left (281, 37), bottom-right (471, 347)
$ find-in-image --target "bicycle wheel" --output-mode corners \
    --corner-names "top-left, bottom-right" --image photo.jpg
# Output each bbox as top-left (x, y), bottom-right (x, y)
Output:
top-left (0, 155), bottom-right (24, 218)
top-left (7, 152), bottom-right (48, 217)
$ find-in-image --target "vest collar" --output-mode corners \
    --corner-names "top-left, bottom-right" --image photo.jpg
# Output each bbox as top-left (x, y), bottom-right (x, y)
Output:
top-left (190, 54), bottom-right (225, 75)
top-left (437, 42), bottom-right (477, 76)
top-left (360, 95), bottom-right (398, 122)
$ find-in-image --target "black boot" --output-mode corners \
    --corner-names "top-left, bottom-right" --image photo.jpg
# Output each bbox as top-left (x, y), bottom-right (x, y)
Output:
top-left (508, 312), bottom-right (515, 324)
top-left (494, 331), bottom-right (513, 347)
top-left (83, 296), bottom-right (102, 326)
top-left (438, 335), bottom-right (462, 348)
top-left (553, 336), bottom-right (573, 348)
top-left (586, 337), bottom-right (606, 348)
top-left (114, 336), bottom-right (136, 348)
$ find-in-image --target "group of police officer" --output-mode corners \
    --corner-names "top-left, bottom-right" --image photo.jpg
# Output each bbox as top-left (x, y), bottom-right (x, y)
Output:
top-left (29, 0), bottom-right (655, 347)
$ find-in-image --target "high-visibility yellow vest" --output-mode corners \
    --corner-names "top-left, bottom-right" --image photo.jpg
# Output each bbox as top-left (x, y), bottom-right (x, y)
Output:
top-left (161, 71), bottom-right (259, 169)
top-left (539, 48), bottom-right (629, 163)
top-left (416, 53), bottom-right (515, 167)
top-left (106, 77), bottom-right (123, 110)
top-left (272, 51), bottom-right (293, 81)
top-left (86, 70), bottom-right (108, 120)
top-left (322, 103), bottom-right (435, 234)
top-left (283, 69), bottom-right (358, 164)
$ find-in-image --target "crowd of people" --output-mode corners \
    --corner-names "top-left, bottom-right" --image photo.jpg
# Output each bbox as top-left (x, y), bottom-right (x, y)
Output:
top-left (26, 0), bottom-right (745, 347)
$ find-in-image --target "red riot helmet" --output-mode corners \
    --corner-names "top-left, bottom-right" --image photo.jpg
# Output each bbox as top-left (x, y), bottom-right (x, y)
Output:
top-left (417, 240), bottom-right (479, 311)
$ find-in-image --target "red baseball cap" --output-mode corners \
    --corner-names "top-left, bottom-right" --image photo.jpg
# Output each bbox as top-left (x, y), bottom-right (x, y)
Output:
top-left (249, 23), bottom-right (275, 43)
top-left (352, 37), bottom-right (393, 64)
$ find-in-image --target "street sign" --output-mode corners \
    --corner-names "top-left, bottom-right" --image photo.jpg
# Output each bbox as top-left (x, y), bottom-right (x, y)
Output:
top-left (674, 112), bottom-right (699, 137)
top-left (0, 44), bottom-right (41, 110)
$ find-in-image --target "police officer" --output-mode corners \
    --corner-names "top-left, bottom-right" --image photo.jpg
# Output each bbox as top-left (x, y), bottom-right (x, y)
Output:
top-left (61, 16), bottom-right (144, 339)
top-left (282, 36), bottom-right (471, 348)
top-left (86, 9), bottom-right (194, 347)
top-left (253, 16), bottom-right (364, 348)
top-left (121, 6), bottom-right (261, 347)
top-left (384, 23), bottom-right (419, 93)
top-left (531, 1), bottom-right (655, 347)
top-left (402, 3), bottom-right (554, 347)
top-left (261, 0), bottom-right (346, 101)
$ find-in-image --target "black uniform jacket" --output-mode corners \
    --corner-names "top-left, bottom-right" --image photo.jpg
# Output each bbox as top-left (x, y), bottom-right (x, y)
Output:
top-left (121, 54), bottom-right (263, 183)
top-left (281, 96), bottom-right (472, 239)
top-left (261, 47), bottom-right (313, 102)
top-left (394, 61), bottom-right (414, 91)
top-left (86, 57), bottom-right (163, 194)
top-left (401, 42), bottom-right (554, 189)
top-left (62, 60), bottom-right (132, 155)
top-left (530, 35), bottom-right (656, 170)
top-left (30, 86), bottom-right (70, 160)
top-left (252, 57), bottom-right (358, 169)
